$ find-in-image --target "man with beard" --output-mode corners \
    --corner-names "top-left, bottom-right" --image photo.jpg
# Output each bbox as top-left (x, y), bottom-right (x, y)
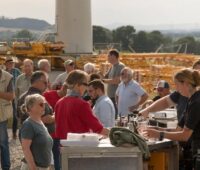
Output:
top-left (116, 67), bottom-right (148, 117)
top-left (88, 80), bottom-right (115, 127)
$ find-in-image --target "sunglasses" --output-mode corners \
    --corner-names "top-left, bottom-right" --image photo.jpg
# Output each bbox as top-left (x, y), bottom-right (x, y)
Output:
top-left (38, 102), bottom-right (46, 107)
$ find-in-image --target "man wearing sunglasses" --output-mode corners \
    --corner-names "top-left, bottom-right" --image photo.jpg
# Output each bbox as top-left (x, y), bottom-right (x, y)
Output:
top-left (18, 71), bottom-right (55, 134)
top-left (152, 80), bottom-right (171, 102)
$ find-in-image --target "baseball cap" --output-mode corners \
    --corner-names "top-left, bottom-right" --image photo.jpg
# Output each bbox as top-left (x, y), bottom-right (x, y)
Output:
top-left (5, 56), bottom-right (14, 63)
top-left (64, 59), bottom-right (74, 66)
top-left (155, 80), bottom-right (170, 89)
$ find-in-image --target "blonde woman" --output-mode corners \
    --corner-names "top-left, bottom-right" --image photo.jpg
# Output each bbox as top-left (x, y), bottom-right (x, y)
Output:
top-left (20, 94), bottom-right (53, 170)
top-left (145, 68), bottom-right (200, 169)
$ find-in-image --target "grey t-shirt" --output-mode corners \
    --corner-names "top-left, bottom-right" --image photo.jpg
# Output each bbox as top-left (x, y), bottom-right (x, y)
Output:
top-left (52, 72), bottom-right (68, 89)
top-left (20, 118), bottom-right (53, 167)
top-left (105, 62), bottom-right (125, 98)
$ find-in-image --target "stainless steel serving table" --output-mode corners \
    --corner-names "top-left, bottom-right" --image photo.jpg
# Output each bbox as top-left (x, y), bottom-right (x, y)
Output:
top-left (60, 139), bottom-right (143, 170)
top-left (60, 138), bottom-right (178, 170)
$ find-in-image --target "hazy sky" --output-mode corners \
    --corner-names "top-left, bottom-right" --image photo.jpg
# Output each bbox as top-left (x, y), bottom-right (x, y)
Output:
top-left (1, 0), bottom-right (200, 27)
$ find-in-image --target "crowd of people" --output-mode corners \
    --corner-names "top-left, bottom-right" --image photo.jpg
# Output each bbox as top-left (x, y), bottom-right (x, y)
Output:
top-left (0, 49), bottom-right (200, 170)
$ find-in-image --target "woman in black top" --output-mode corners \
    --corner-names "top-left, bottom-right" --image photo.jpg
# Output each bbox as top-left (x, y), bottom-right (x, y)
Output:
top-left (146, 68), bottom-right (200, 169)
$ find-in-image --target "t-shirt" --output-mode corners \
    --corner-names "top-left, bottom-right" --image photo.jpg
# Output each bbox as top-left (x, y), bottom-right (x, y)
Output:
top-left (6, 68), bottom-right (21, 86)
top-left (116, 80), bottom-right (146, 116)
top-left (17, 87), bottom-right (55, 134)
top-left (179, 91), bottom-right (200, 154)
top-left (105, 62), bottom-right (125, 98)
top-left (15, 73), bottom-right (31, 99)
top-left (20, 118), bottom-right (53, 167)
top-left (52, 72), bottom-right (67, 89)
top-left (43, 90), bottom-right (60, 111)
top-left (43, 90), bottom-right (61, 138)
top-left (55, 96), bottom-right (103, 139)
top-left (170, 91), bottom-right (188, 121)
top-left (93, 95), bottom-right (115, 127)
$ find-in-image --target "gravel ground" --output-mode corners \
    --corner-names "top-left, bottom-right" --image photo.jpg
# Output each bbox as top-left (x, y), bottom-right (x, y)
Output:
top-left (0, 129), bottom-right (23, 170)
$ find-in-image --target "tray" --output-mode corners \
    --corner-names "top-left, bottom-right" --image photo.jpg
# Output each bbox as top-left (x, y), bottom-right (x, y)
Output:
top-left (60, 140), bottom-right (99, 147)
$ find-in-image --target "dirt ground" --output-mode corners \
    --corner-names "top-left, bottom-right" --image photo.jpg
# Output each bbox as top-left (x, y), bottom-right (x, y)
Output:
top-left (0, 129), bottom-right (23, 170)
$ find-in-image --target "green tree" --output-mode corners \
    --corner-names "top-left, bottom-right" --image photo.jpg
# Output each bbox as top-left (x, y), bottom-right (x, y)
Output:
top-left (134, 31), bottom-right (149, 52)
top-left (175, 36), bottom-right (197, 54)
top-left (195, 41), bottom-right (200, 54)
top-left (13, 29), bottom-right (33, 40)
top-left (93, 25), bottom-right (112, 43)
top-left (147, 31), bottom-right (165, 52)
top-left (113, 25), bottom-right (136, 51)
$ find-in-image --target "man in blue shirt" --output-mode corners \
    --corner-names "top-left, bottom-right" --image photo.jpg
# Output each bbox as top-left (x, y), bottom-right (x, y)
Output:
top-left (88, 80), bottom-right (115, 127)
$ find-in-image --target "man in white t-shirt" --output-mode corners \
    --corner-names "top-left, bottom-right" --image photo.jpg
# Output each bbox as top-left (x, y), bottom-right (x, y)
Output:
top-left (116, 67), bottom-right (148, 117)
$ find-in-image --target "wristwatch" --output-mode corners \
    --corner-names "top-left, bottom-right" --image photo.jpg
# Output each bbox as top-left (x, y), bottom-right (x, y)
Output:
top-left (159, 132), bottom-right (165, 141)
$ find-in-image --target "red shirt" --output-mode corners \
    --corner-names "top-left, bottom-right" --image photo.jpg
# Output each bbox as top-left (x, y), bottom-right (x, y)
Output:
top-left (55, 96), bottom-right (103, 139)
top-left (43, 90), bottom-right (61, 138)
top-left (43, 90), bottom-right (60, 110)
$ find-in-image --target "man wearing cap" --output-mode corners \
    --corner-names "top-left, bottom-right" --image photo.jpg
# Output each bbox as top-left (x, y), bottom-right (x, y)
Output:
top-left (5, 57), bottom-right (21, 140)
top-left (5, 57), bottom-right (21, 86)
top-left (0, 68), bottom-right (15, 170)
top-left (51, 59), bottom-right (75, 90)
top-left (152, 80), bottom-right (170, 101)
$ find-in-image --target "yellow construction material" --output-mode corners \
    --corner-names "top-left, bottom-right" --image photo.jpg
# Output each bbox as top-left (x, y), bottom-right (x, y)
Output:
top-left (76, 53), bottom-right (199, 95)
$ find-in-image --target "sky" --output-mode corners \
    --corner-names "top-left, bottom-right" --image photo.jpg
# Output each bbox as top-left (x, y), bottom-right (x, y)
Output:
top-left (1, 0), bottom-right (200, 28)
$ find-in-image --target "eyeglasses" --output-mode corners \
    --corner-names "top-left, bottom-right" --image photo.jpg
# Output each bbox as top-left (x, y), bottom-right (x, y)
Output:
top-left (81, 82), bottom-right (88, 86)
top-left (38, 102), bottom-right (46, 107)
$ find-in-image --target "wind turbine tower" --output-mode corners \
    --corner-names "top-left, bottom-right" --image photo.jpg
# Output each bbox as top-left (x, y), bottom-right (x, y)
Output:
top-left (55, 0), bottom-right (92, 54)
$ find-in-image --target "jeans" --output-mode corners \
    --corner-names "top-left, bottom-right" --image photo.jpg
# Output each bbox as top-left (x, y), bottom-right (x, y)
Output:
top-left (12, 100), bottom-right (18, 136)
top-left (110, 97), bottom-right (118, 119)
top-left (0, 121), bottom-right (10, 170)
top-left (52, 139), bottom-right (61, 170)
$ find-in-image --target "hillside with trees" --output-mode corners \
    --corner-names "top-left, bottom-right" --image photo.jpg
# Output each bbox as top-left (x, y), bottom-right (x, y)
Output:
top-left (1, 16), bottom-right (200, 54)
top-left (0, 16), bottom-right (51, 30)
top-left (93, 25), bottom-right (200, 54)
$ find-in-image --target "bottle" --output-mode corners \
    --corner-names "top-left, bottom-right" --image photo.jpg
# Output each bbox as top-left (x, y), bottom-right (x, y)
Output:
top-left (128, 122), bottom-right (134, 132)
top-left (195, 149), bottom-right (200, 170)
